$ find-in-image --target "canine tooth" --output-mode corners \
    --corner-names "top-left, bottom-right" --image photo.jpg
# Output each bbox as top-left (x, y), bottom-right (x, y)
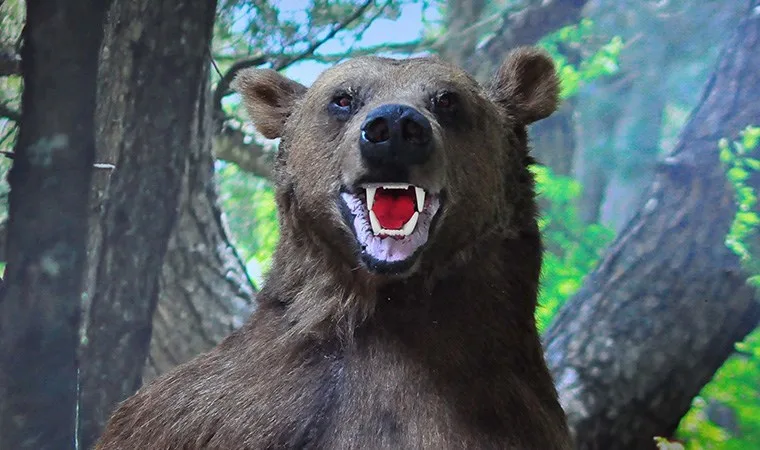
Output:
top-left (365, 186), bottom-right (377, 210)
top-left (369, 210), bottom-right (382, 235)
top-left (414, 187), bottom-right (425, 212)
top-left (401, 212), bottom-right (419, 236)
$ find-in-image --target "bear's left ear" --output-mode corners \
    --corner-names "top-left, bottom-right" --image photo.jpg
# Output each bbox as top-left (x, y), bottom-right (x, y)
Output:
top-left (232, 68), bottom-right (307, 139)
top-left (488, 47), bottom-right (559, 125)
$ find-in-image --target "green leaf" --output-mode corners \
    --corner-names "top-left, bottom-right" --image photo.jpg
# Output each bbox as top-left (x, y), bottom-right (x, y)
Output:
top-left (742, 126), bottom-right (760, 150)
top-left (719, 147), bottom-right (734, 165)
top-left (728, 167), bottom-right (750, 182)
top-left (744, 158), bottom-right (760, 171)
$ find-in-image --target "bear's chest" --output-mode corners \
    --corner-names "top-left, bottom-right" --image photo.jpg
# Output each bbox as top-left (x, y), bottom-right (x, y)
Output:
top-left (266, 338), bottom-right (526, 450)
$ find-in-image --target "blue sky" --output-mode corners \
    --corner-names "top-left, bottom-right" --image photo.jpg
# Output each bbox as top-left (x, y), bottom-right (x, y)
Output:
top-left (278, 1), bottom-right (441, 85)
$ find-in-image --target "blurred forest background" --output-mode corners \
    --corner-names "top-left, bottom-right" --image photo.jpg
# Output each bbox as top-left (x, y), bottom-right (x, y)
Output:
top-left (0, 0), bottom-right (758, 449)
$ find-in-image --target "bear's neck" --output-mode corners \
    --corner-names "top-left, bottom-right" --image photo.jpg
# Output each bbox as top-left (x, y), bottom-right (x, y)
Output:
top-left (259, 225), bottom-right (565, 444)
top-left (263, 225), bottom-right (542, 349)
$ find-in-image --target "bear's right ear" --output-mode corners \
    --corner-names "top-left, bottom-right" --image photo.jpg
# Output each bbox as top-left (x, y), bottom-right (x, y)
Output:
top-left (232, 68), bottom-right (307, 139)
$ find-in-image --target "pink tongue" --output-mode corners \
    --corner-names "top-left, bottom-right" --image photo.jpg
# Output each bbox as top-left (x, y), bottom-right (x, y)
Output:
top-left (372, 188), bottom-right (416, 229)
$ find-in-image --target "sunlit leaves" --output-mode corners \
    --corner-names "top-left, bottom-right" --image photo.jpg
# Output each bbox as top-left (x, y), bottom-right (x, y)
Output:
top-left (677, 125), bottom-right (760, 449)
top-left (532, 165), bottom-right (615, 332)
top-left (216, 162), bottom-right (279, 289)
top-left (679, 329), bottom-right (760, 449)
top-left (538, 19), bottom-right (623, 99)
top-left (213, 0), bottom-right (411, 72)
top-left (721, 127), bottom-right (760, 273)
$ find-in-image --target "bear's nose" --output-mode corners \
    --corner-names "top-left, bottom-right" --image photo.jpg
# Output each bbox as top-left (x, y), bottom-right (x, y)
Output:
top-left (360, 104), bottom-right (433, 167)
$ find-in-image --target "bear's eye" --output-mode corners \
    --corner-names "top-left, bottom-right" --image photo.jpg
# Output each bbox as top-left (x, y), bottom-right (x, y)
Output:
top-left (432, 91), bottom-right (459, 116)
top-left (328, 93), bottom-right (354, 120)
top-left (334, 94), bottom-right (352, 108)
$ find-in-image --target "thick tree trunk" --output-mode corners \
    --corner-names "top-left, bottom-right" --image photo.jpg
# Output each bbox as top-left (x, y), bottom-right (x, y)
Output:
top-left (77, 0), bottom-right (218, 447)
top-left (545, 2), bottom-right (760, 448)
top-left (0, 0), bottom-right (106, 448)
top-left (145, 112), bottom-right (256, 380)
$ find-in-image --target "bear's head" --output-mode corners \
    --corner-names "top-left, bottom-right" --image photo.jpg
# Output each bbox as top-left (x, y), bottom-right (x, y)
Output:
top-left (234, 48), bottom-right (558, 279)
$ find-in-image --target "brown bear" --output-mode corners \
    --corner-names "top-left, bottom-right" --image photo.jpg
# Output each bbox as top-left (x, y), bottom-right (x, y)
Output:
top-left (96, 47), bottom-right (572, 449)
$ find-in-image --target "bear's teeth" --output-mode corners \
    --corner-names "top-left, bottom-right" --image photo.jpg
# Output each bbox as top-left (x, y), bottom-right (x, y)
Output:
top-left (402, 211), bottom-right (420, 235)
top-left (414, 187), bottom-right (425, 212)
top-left (368, 210), bottom-right (420, 237)
top-left (363, 184), bottom-right (426, 212)
top-left (369, 209), bottom-right (382, 235)
top-left (365, 186), bottom-right (377, 210)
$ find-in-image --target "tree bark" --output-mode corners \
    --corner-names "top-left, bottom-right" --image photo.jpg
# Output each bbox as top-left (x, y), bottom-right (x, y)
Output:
top-left (439, 0), bottom-right (487, 68)
top-left (145, 108), bottom-right (256, 381)
top-left (213, 124), bottom-right (274, 180)
top-left (545, 1), bottom-right (760, 448)
top-left (77, 0), bottom-right (218, 447)
top-left (449, 0), bottom-right (585, 178)
top-left (531, 99), bottom-right (577, 176)
top-left (466, 0), bottom-right (589, 81)
top-left (0, 0), bottom-right (106, 448)
top-left (573, 76), bottom-right (622, 224)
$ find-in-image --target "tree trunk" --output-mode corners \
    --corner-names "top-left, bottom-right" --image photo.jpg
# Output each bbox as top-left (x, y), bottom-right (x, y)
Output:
top-left (443, 0), bottom-right (583, 176)
top-left (145, 109), bottom-right (256, 381)
top-left (598, 36), bottom-right (667, 232)
top-left (466, 0), bottom-right (589, 81)
top-left (77, 0), bottom-right (218, 447)
top-left (0, 0), bottom-right (106, 448)
top-left (573, 76), bottom-right (623, 224)
top-left (545, 2), bottom-right (760, 448)
top-left (531, 99), bottom-right (577, 176)
top-left (439, 0), bottom-right (487, 68)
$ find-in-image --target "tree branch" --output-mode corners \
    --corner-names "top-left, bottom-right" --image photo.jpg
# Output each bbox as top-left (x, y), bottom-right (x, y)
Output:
top-left (214, 39), bottom-right (432, 67)
top-left (211, 0), bottom-right (375, 126)
top-left (213, 124), bottom-right (274, 180)
top-left (466, 0), bottom-right (589, 77)
top-left (211, 54), bottom-right (267, 125)
top-left (545, 2), bottom-right (760, 446)
top-left (272, 0), bottom-right (375, 72)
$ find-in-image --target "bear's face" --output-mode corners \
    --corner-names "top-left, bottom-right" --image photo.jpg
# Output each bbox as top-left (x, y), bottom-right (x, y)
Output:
top-left (234, 49), bottom-right (558, 278)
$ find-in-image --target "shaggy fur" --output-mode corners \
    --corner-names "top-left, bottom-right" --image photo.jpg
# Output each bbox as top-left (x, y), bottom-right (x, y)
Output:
top-left (96, 47), bottom-right (572, 449)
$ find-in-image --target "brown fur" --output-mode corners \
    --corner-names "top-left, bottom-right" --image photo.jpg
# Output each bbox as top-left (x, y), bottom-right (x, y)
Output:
top-left (96, 47), bottom-right (572, 449)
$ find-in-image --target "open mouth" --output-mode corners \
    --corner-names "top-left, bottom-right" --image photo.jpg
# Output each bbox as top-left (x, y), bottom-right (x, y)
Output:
top-left (340, 183), bottom-right (441, 272)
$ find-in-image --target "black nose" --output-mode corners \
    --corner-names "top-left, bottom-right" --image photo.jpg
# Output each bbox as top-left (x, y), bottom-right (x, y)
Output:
top-left (360, 104), bottom-right (433, 167)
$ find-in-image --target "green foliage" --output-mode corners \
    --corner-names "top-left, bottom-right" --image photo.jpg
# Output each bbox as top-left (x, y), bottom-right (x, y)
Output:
top-left (532, 166), bottom-right (614, 332)
top-left (0, 0), bottom-right (24, 238)
top-left (679, 330), bottom-right (760, 449)
top-left (721, 126), bottom-right (760, 285)
top-left (213, 0), bottom-right (409, 71)
top-left (677, 126), bottom-right (760, 449)
top-left (538, 19), bottom-right (623, 99)
top-left (216, 162), bottom-right (278, 289)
